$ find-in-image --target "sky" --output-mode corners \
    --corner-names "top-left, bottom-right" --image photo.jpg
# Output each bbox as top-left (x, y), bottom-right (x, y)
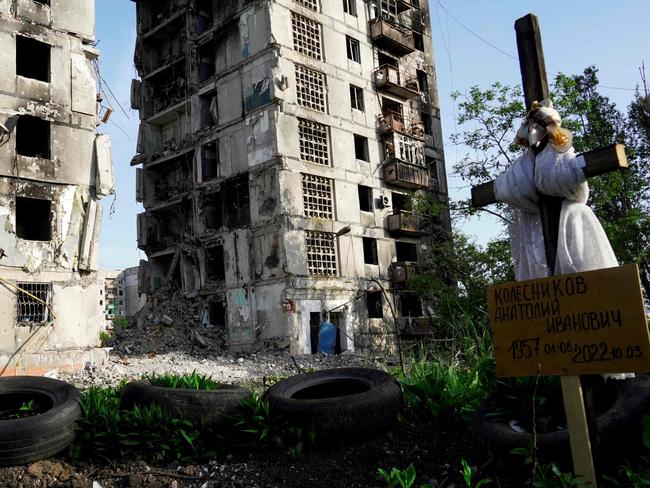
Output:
top-left (94, 0), bottom-right (650, 270)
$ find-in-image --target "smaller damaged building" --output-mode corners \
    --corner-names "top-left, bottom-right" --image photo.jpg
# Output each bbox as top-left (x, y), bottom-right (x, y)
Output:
top-left (0, 0), bottom-right (114, 375)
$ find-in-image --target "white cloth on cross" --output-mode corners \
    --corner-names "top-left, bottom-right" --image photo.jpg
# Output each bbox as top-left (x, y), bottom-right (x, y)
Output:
top-left (494, 144), bottom-right (618, 281)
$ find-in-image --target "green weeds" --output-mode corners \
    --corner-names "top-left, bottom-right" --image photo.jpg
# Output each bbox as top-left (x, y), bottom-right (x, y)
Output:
top-left (378, 464), bottom-right (433, 488)
top-left (143, 371), bottom-right (221, 390)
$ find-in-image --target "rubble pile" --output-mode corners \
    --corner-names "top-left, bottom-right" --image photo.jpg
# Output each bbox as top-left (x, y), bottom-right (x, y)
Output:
top-left (108, 287), bottom-right (228, 356)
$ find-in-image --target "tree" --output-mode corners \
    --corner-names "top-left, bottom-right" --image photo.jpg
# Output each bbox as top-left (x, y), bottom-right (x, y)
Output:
top-left (448, 67), bottom-right (650, 298)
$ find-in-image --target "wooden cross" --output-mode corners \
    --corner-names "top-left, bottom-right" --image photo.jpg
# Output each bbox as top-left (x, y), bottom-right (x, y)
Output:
top-left (470, 14), bottom-right (629, 486)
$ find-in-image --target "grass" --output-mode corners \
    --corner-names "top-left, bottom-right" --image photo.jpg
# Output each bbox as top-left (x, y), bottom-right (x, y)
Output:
top-left (143, 371), bottom-right (222, 390)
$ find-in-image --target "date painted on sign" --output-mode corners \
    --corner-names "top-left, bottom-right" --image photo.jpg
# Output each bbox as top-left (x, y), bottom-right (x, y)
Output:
top-left (488, 264), bottom-right (650, 377)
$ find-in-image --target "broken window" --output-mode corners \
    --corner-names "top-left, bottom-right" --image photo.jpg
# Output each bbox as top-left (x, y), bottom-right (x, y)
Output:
top-left (353, 134), bottom-right (369, 161)
top-left (367, 291), bottom-right (383, 318)
top-left (16, 36), bottom-right (50, 83)
top-left (33, 0), bottom-right (50, 5)
top-left (224, 175), bottom-right (250, 228)
top-left (343, 0), bottom-right (357, 16)
top-left (378, 51), bottom-right (398, 68)
top-left (378, 0), bottom-right (398, 22)
top-left (196, 0), bottom-right (214, 33)
top-left (201, 141), bottom-right (220, 181)
top-left (420, 111), bottom-right (433, 137)
top-left (350, 84), bottom-right (364, 111)
top-left (16, 115), bottom-right (50, 159)
top-left (198, 42), bottom-right (216, 81)
top-left (200, 92), bottom-right (219, 128)
top-left (392, 192), bottom-right (408, 212)
top-left (396, 241), bottom-right (417, 262)
top-left (299, 118), bottom-right (329, 166)
top-left (346, 36), bottom-right (361, 63)
top-left (427, 156), bottom-right (440, 191)
top-left (358, 185), bottom-right (373, 212)
top-left (291, 12), bottom-right (322, 60)
top-left (400, 292), bottom-right (423, 317)
top-left (209, 301), bottom-right (226, 328)
top-left (203, 193), bottom-right (223, 231)
top-left (295, 65), bottom-right (326, 112)
top-left (413, 31), bottom-right (424, 51)
top-left (302, 174), bottom-right (333, 220)
top-left (296, 0), bottom-right (320, 11)
top-left (16, 197), bottom-right (51, 241)
top-left (16, 282), bottom-right (52, 325)
top-left (306, 230), bottom-right (337, 276)
top-left (362, 237), bottom-right (379, 265)
top-left (417, 69), bottom-right (428, 93)
top-left (206, 245), bottom-right (225, 282)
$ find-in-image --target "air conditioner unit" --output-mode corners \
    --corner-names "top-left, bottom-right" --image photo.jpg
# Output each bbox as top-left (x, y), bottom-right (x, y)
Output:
top-left (381, 195), bottom-right (391, 208)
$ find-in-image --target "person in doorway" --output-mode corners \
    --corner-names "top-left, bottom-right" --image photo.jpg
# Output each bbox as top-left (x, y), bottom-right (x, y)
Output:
top-left (317, 314), bottom-right (336, 354)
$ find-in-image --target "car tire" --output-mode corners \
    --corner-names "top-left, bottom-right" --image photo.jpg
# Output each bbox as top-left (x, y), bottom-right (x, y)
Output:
top-left (263, 367), bottom-right (403, 441)
top-left (0, 376), bottom-right (81, 467)
top-left (121, 380), bottom-right (250, 427)
top-left (474, 374), bottom-right (650, 464)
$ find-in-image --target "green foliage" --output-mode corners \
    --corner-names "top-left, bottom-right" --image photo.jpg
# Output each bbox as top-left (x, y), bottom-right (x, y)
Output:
top-left (460, 459), bottom-right (492, 487)
top-left (70, 385), bottom-right (216, 464)
top-left (0, 399), bottom-right (39, 420)
top-left (378, 464), bottom-right (433, 488)
top-left (230, 393), bottom-right (314, 459)
top-left (98, 330), bottom-right (112, 347)
top-left (531, 463), bottom-right (587, 488)
top-left (112, 316), bottom-right (130, 329)
top-left (143, 371), bottom-right (222, 390)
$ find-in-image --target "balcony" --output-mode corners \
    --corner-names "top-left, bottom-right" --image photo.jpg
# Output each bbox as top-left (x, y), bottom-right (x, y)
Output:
top-left (383, 160), bottom-right (429, 190)
top-left (380, 110), bottom-right (425, 141)
top-left (369, 18), bottom-right (415, 56)
top-left (374, 65), bottom-right (419, 100)
top-left (390, 262), bottom-right (419, 284)
top-left (387, 212), bottom-right (431, 237)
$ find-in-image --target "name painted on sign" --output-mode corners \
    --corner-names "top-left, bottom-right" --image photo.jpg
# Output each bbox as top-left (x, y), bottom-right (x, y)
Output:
top-left (488, 264), bottom-right (650, 377)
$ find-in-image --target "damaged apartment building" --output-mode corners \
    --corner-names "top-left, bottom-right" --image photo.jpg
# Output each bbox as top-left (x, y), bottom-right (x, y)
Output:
top-left (0, 0), bottom-right (114, 374)
top-left (132, 0), bottom-right (450, 354)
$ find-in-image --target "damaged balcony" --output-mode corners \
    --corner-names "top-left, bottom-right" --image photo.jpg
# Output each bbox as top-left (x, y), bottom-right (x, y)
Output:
top-left (137, 199), bottom-right (193, 253)
top-left (198, 174), bottom-right (251, 236)
top-left (202, 244), bottom-right (226, 291)
top-left (387, 211), bottom-right (431, 237)
top-left (369, 18), bottom-right (415, 57)
top-left (137, 0), bottom-right (187, 36)
top-left (380, 110), bottom-right (424, 141)
top-left (374, 65), bottom-right (419, 100)
top-left (390, 261), bottom-right (419, 285)
top-left (382, 132), bottom-right (428, 190)
top-left (142, 156), bottom-right (193, 209)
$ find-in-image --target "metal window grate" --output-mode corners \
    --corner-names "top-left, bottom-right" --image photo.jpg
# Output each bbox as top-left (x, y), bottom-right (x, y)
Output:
top-left (306, 230), bottom-right (337, 276)
top-left (302, 174), bottom-right (333, 220)
top-left (295, 0), bottom-right (320, 11)
top-left (16, 282), bottom-right (52, 325)
top-left (291, 12), bottom-right (322, 60)
top-left (295, 65), bottom-right (326, 112)
top-left (299, 118), bottom-right (329, 166)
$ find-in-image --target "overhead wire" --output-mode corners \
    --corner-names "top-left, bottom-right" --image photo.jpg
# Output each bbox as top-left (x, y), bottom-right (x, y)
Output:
top-left (435, 0), bottom-right (639, 93)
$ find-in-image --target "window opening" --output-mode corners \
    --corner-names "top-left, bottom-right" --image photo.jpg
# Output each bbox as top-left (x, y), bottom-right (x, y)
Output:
top-left (296, 0), bottom-right (320, 11)
top-left (209, 301), bottom-right (226, 328)
top-left (367, 291), bottom-right (383, 318)
top-left (196, 0), bottom-right (214, 33)
top-left (299, 118), bottom-right (329, 166)
top-left (362, 237), bottom-right (379, 265)
top-left (343, 0), bottom-right (357, 16)
top-left (378, 51), bottom-right (398, 68)
top-left (392, 192), bottom-right (408, 212)
top-left (413, 31), bottom-right (424, 51)
top-left (306, 231), bottom-right (337, 276)
top-left (416, 69), bottom-right (428, 92)
top-left (295, 65), bottom-right (326, 112)
top-left (420, 111), bottom-right (432, 136)
top-left (353, 134), bottom-right (369, 161)
top-left (400, 292), bottom-right (422, 316)
top-left (198, 42), bottom-right (216, 81)
top-left (291, 12), bottom-right (322, 60)
top-left (224, 176), bottom-right (250, 228)
top-left (203, 192), bottom-right (223, 231)
top-left (358, 185), bottom-right (373, 212)
top-left (16, 197), bottom-right (51, 241)
top-left (200, 92), bottom-right (219, 128)
top-left (33, 0), bottom-right (50, 5)
top-left (206, 245), bottom-right (225, 282)
top-left (346, 36), bottom-right (361, 63)
top-left (302, 174), bottom-right (333, 220)
top-left (396, 241), bottom-right (417, 262)
top-left (378, 0), bottom-right (398, 22)
top-left (16, 282), bottom-right (52, 325)
top-left (202, 141), bottom-right (220, 181)
top-left (16, 36), bottom-right (50, 82)
top-left (350, 84), bottom-right (364, 111)
top-left (16, 115), bottom-right (50, 159)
